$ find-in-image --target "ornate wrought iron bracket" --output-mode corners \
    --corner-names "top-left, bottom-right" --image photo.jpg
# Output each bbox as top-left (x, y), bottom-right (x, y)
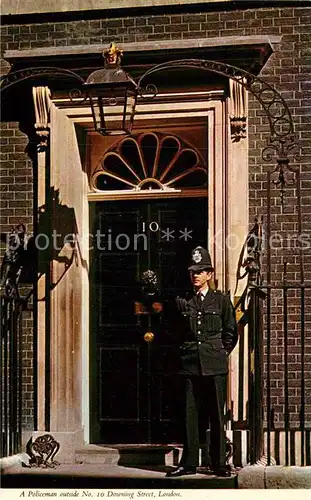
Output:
top-left (225, 436), bottom-right (235, 469)
top-left (137, 59), bottom-right (298, 204)
top-left (0, 66), bottom-right (84, 92)
top-left (234, 218), bottom-right (263, 290)
top-left (272, 159), bottom-right (296, 207)
top-left (1, 57), bottom-right (299, 203)
top-left (0, 224), bottom-right (27, 298)
top-left (233, 217), bottom-right (264, 322)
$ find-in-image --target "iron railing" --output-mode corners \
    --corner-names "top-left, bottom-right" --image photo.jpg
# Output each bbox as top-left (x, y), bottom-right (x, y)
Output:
top-left (248, 283), bottom-right (311, 466)
top-left (0, 296), bottom-right (26, 458)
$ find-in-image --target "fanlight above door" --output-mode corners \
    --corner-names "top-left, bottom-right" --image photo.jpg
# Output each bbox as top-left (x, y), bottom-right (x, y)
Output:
top-left (90, 132), bottom-right (207, 193)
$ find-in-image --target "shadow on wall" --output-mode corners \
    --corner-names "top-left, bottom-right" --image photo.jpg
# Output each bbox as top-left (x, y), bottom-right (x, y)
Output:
top-left (0, 186), bottom-right (88, 297)
top-left (37, 187), bottom-right (88, 289)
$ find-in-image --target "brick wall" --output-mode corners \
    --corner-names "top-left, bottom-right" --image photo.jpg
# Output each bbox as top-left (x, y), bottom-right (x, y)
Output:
top-left (1, 4), bottom-right (310, 434)
top-left (0, 122), bottom-right (34, 429)
top-left (0, 123), bottom-right (33, 236)
top-left (1, 7), bottom-right (310, 252)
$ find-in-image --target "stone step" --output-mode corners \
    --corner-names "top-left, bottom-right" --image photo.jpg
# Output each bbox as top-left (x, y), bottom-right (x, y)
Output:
top-left (1, 464), bottom-right (238, 489)
top-left (75, 445), bottom-right (120, 465)
top-left (75, 444), bottom-right (182, 466)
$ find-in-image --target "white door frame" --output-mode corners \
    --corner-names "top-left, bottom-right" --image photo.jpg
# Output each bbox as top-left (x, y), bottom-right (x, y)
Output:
top-left (42, 89), bottom-right (248, 454)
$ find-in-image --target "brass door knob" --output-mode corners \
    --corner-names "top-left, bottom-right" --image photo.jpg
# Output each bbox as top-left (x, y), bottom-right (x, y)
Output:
top-left (144, 332), bottom-right (154, 343)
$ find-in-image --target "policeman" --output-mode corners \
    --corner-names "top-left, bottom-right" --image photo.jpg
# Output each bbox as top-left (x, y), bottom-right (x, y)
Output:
top-left (166, 246), bottom-right (238, 478)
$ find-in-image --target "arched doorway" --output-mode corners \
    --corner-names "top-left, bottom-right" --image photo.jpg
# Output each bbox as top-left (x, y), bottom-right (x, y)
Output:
top-left (89, 131), bottom-right (208, 443)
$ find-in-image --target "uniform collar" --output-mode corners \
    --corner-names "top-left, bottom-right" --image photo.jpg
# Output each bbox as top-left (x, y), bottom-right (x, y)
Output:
top-left (197, 287), bottom-right (209, 298)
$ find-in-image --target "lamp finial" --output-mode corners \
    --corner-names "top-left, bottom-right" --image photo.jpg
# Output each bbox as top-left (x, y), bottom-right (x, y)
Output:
top-left (103, 42), bottom-right (123, 68)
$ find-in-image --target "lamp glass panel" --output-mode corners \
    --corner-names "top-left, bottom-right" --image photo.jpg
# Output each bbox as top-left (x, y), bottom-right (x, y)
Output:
top-left (89, 86), bottom-right (136, 136)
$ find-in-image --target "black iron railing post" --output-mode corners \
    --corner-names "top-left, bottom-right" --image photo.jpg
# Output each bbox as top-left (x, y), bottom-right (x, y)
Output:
top-left (248, 288), bottom-right (259, 463)
top-left (266, 288), bottom-right (272, 465)
top-left (18, 303), bottom-right (23, 453)
top-left (9, 299), bottom-right (17, 455)
top-left (247, 283), bottom-right (310, 466)
top-left (3, 300), bottom-right (9, 456)
top-left (0, 297), bottom-right (4, 456)
top-left (248, 286), bottom-right (266, 464)
top-left (255, 288), bottom-right (264, 463)
top-left (0, 298), bottom-right (2, 456)
top-left (300, 285), bottom-right (305, 466)
top-left (283, 264), bottom-right (289, 466)
top-left (248, 288), bottom-right (256, 463)
top-left (0, 297), bottom-right (25, 458)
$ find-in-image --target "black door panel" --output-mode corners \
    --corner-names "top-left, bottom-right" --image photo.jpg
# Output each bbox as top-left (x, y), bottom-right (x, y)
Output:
top-left (90, 198), bottom-right (207, 443)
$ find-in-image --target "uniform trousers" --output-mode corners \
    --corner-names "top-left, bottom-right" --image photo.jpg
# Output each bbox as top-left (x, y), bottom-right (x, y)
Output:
top-left (179, 374), bottom-right (227, 468)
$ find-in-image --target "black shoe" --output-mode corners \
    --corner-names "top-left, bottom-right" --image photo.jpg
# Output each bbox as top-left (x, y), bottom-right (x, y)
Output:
top-left (166, 466), bottom-right (197, 477)
top-left (213, 466), bottom-right (231, 477)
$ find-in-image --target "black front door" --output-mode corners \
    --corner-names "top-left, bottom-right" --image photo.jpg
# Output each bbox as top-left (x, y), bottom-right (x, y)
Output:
top-left (90, 197), bottom-right (208, 443)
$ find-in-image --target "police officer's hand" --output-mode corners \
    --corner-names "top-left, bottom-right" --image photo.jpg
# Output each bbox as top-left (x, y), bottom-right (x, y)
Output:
top-left (175, 297), bottom-right (189, 315)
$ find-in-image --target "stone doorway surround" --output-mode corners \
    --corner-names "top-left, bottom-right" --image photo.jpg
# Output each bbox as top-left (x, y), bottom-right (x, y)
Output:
top-left (31, 84), bottom-right (248, 462)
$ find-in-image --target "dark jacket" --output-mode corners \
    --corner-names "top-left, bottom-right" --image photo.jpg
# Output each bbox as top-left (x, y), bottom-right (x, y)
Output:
top-left (176, 290), bottom-right (238, 376)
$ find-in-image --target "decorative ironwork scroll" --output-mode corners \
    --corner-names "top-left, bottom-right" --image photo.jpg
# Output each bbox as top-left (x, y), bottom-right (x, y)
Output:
top-left (234, 217), bottom-right (263, 292)
top-left (225, 437), bottom-right (235, 469)
top-left (0, 67), bottom-right (85, 92)
top-left (1, 59), bottom-right (298, 203)
top-left (0, 224), bottom-right (27, 298)
top-left (233, 217), bottom-right (264, 321)
top-left (26, 434), bottom-right (60, 468)
top-left (137, 59), bottom-right (298, 203)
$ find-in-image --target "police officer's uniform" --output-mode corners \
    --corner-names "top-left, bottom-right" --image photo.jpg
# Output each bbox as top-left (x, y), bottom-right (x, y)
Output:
top-left (169, 246), bottom-right (238, 476)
